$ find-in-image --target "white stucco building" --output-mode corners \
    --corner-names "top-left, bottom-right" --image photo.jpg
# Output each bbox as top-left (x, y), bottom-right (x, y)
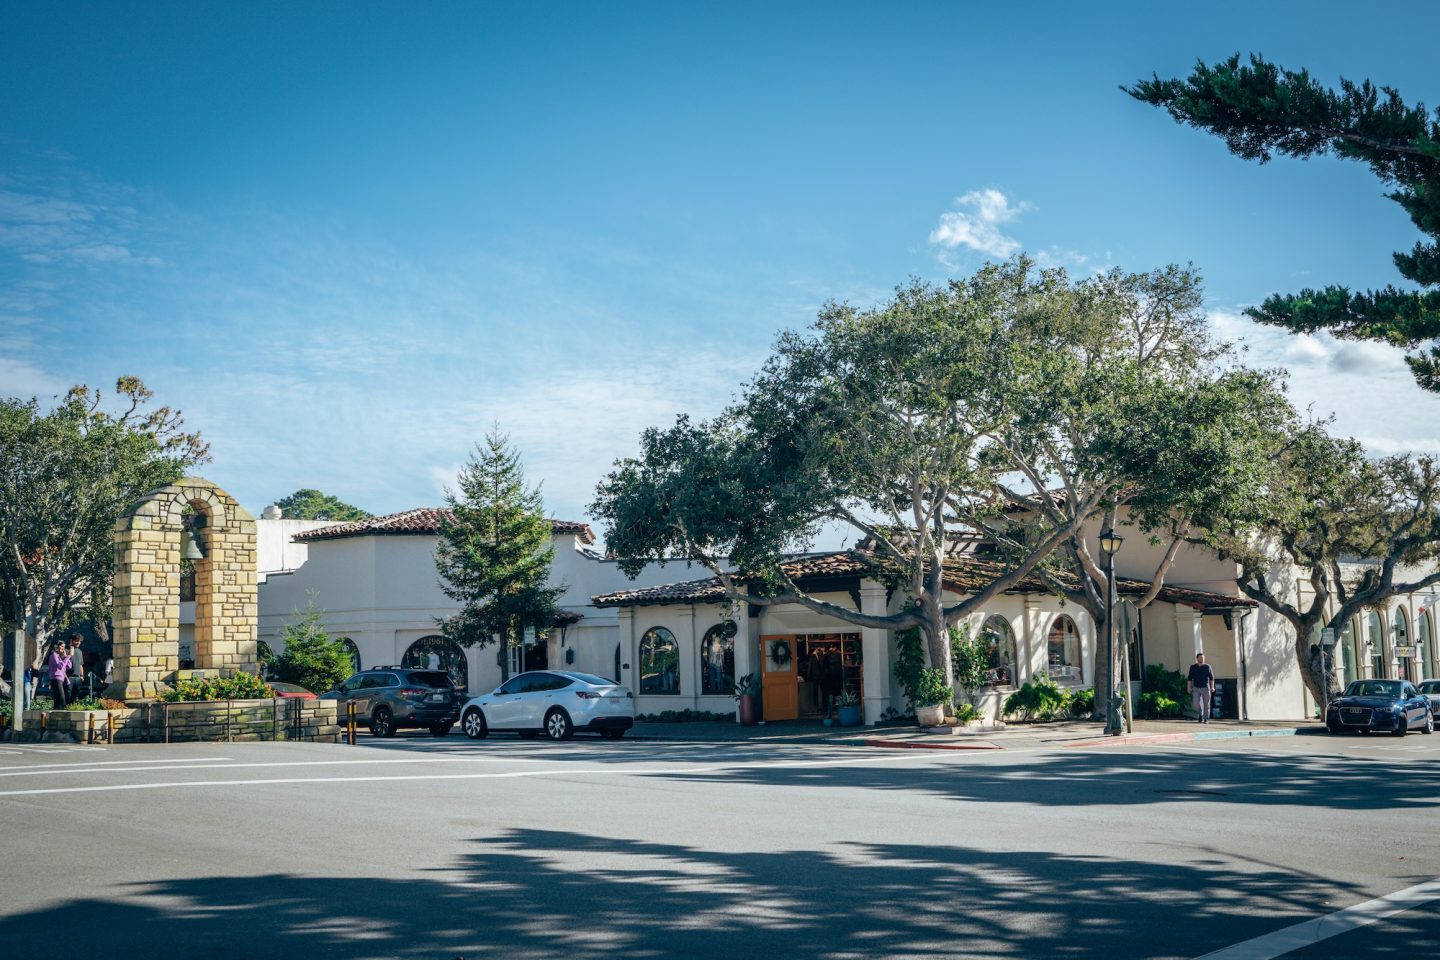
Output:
top-left (245, 503), bottom-right (1440, 725)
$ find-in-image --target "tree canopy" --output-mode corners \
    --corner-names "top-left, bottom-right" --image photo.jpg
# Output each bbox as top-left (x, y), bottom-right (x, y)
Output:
top-left (435, 429), bottom-right (563, 682)
top-left (0, 377), bottom-right (209, 662)
top-left (1127, 53), bottom-right (1440, 389)
top-left (273, 488), bottom-right (372, 521)
top-left (593, 258), bottom-right (1277, 687)
top-left (271, 596), bottom-right (354, 694)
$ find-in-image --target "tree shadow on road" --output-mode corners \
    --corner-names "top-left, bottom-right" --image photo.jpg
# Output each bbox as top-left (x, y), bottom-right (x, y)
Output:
top-left (1, 827), bottom-right (1415, 960)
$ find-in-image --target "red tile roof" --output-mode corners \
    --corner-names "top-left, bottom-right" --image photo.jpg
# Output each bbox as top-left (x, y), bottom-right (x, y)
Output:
top-left (592, 550), bottom-right (1254, 611)
top-left (294, 508), bottom-right (596, 545)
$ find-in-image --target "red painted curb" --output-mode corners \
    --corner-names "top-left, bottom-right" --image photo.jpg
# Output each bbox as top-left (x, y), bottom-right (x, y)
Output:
top-left (864, 738), bottom-right (1003, 751)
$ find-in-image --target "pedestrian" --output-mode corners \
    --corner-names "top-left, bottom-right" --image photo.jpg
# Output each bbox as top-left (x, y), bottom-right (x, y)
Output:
top-left (1187, 652), bottom-right (1215, 723)
top-left (68, 637), bottom-right (86, 700)
top-left (104, 656), bottom-right (114, 685)
top-left (23, 663), bottom-right (35, 710)
top-left (47, 641), bottom-right (72, 709)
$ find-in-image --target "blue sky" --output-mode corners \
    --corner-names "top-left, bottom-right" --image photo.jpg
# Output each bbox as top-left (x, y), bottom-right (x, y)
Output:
top-left (3, 1), bottom-right (1439, 528)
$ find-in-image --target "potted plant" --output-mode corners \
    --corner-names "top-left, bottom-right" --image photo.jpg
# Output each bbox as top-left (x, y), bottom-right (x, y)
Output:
top-left (733, 673), bottom-right (762, 726)
top-left (913, 667), bottom-right (951, 728)
top-left (836, 689), bottom-right (863, 727)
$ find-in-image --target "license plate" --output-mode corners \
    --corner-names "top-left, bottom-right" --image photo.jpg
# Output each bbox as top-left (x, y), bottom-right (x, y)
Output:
top-left (429, 694), bottom-right (444, 702)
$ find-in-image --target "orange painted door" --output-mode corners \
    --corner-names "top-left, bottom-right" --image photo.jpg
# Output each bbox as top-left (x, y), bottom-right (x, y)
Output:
top-left (761, 635), bottom-right (799, 721)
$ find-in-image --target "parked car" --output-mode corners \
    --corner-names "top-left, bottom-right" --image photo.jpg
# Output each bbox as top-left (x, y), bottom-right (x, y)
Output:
top-left (267, 682), bottom-right (316, 700)
top-left (1325, 679), bottom-right (1434, 736)
top-left (460, 670), bottom-right (635, 741)
top-left (1418, 679), bottom-right (1440, 716)
top-left (321, 667), bottom-right (461, 737)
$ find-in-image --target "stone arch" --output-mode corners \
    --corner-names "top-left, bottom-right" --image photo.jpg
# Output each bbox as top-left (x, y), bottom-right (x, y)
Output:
top-left (106, 478), bottom-right (257, 699)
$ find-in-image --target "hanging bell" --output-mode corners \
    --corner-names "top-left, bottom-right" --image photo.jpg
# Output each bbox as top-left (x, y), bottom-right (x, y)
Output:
top-left (181, 530), bottom-right (206, 561)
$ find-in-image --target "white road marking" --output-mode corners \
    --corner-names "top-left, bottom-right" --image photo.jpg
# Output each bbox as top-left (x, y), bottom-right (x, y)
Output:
top-left (0, 756), bottom-right (232, 773)
top-left (0, 752), bottom-right (928, 797)
top-left (1191, 876), bottom-right (1440, 960)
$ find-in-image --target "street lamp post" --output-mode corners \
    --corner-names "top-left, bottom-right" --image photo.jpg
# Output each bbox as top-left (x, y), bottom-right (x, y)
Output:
top-left (1099, 528), bottom-right (1125, 736)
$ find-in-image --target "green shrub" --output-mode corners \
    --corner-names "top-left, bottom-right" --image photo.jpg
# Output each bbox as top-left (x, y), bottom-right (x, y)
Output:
top-left (893, 626), bottom-right (926, 709)
top-left (950, 623), bottom-right (989, 706)
top-left (56, 696), bottom-right (126, 711)
top-left (913, 667), bottom-right (952, 707)
top-left (160, 673), bottom-right (274, 702)
top-left (1068, 687), bottom-right (1095, 718)
top-left (272, 599), bottom-right (354, 694)
top-left (952, 702), bottom-right (981, 724)
top-left (1143, 664), bottom-right (1188, 702)
top-left (1138, 692), bottom-right (1184, 719)
top-left (1003, 676), bottom-right (1071, 722)
top-left (635, 709), bottom-right (732, 723)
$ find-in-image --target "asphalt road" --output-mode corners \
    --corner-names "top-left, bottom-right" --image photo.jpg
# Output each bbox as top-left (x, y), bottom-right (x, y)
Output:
top-left (0, 730), bottom-right (1436, 960)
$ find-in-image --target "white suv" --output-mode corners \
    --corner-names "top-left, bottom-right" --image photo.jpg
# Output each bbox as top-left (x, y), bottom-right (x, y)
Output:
top-left (460, 670), bottom-right (635, 741)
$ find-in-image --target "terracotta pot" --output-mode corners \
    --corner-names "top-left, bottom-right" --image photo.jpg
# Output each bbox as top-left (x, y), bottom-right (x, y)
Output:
top-left (738, 694), bottom-right (759, 726)
top-left (916, 704), bottom-right (946, 727)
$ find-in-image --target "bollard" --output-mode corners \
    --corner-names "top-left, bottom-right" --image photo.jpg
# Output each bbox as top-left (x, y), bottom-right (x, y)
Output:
top-left (40, 711), bottom-right (48, 735)
top-left (347, 701), bottom-right (357, 745)
top-left (87, 713), bottom-right (95, 745)
top-left (107, 710), bottom-right (115, 745)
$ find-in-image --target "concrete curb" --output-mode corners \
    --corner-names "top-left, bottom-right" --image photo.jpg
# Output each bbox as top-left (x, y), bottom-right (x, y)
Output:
top-left (1061, 727), bottom-right (1302, 749)
top-left (863, 737), bottom-right (1003, 751)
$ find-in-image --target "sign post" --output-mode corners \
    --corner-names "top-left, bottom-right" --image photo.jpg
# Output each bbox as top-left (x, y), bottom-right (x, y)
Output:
top-left (10, 629), bottom-right (24, 733)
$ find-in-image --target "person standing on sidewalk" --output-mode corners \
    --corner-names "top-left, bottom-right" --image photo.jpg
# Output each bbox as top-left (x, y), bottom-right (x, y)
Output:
top-left (47, 641), bottom-right (72, 709)
top-left (1187, 652), bottom-right (1214, 723)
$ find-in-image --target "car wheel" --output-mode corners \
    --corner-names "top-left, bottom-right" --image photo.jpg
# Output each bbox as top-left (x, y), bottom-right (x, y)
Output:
top-left (462, 709), bottom-right (488, 740)
top-left (370, 707), bottom-right (396, 738)
top-left (601, 729), bottom-right (625, 740)
top-left (1392, 716), bottom-right (1408, 738)
top-left (1423, 712), bottom-right (1434, 735)
top-left (429, 723), bottom-right (454, 737)
top-left (544, 708), bottom-right (574, 741)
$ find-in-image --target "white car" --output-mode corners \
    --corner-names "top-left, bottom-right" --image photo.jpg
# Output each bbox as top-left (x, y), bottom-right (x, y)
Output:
top-left (460, 670), bottom-right (635, 741)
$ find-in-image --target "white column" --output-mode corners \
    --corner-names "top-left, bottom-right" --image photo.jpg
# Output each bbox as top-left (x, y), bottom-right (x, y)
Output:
top-left (1022, 597), bottom-right (1045, 683)
top-left (679, 606), bottom-right (698, 708)
top-left (617, 608), bottom-right (635, 688)
top-left (859, 578), bottom-right (889, 724)
top-left (1175, 607), bottom-right (1204, 658)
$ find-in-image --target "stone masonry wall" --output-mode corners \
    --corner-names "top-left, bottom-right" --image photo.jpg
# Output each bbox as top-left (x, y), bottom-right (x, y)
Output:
top-left (5, 699), bottom-right (341, 744)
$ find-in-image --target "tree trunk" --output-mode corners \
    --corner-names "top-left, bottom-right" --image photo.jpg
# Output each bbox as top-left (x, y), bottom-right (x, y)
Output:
top-left (1293, 617), bottom-right (1338, 707)
top-left (1091, 608), bottom-right (1110, 722)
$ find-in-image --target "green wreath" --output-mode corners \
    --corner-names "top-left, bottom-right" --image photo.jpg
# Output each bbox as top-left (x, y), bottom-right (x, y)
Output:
top-left (769, 639), bottom-right (792, 668)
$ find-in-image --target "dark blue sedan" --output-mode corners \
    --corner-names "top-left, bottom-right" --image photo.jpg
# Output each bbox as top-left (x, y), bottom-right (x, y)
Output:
top-left (1326, 680), bottom-right (1434, 736)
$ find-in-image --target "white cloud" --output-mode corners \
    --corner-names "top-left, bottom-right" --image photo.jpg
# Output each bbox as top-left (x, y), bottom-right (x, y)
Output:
top-left (928, 189), bottom-right (1030, 261)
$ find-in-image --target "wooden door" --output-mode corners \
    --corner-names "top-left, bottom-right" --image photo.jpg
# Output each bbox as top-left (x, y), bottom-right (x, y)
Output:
top-left (761, 634), bottom-right (799, 722)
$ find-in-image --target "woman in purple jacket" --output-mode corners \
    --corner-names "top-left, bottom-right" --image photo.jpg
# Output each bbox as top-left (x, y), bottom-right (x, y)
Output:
top-left (47, 642), bottom-right (71, 709)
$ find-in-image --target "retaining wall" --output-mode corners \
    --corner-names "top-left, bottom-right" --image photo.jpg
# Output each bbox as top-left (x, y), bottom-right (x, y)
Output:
top-left (2, 698), bottom-right (340, 744)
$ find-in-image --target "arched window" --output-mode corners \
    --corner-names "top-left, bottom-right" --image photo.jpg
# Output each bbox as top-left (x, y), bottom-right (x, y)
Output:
top-left (403, 635), bottom-right (468, 691)
top-left (639, 627), bottom-right (680, 695)
top-left (700, 623), bottom-right (735, 695)
top-left (1394, 606), bottom-right (1413, 682)
top-left (1422, 608), bottom-right (1438, 679)
top-left (1367, 611), bottom-right (1386, 679)
top-left (337, 637), bottom-right (361, 674)
top-left (979, 615), bottom-right (1017, 687)
top-left (1047, 616), bottom-right (1082, 684)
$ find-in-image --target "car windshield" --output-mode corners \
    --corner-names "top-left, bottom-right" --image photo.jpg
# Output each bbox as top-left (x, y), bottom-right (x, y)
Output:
top-left (406, 671), bottom-right (452, 689)
top-left (1344, 680), bottom-right (1403, 698)
top-left (566, 673), bottom-right (615, 687)
top-left (1419, 681), bottom-right (1440, 694)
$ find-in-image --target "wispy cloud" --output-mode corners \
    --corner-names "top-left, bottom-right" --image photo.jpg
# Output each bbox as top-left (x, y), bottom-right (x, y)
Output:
top-left (928, 188), bottom-right (1030, 263)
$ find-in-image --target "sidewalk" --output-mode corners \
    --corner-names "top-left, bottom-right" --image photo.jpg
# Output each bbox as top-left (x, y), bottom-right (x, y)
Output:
top-left (628, 717), bottom-right (1320, 750)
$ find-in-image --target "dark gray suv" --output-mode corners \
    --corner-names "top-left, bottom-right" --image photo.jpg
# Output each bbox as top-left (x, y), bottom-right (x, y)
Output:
top-left (323, 667), bottom-right (461, 737)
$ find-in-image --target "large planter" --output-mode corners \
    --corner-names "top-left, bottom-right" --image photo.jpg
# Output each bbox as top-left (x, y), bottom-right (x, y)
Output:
top-left (837, 704), bottom-right (863, 727)
top-left (737, 694), bottom-right (760, 726)
top-left (916, 704), bottom-right (946, 728)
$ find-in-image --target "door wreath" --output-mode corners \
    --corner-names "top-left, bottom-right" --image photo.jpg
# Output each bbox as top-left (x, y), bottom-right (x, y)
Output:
top-left (769, 639), bottom-right (792, 668)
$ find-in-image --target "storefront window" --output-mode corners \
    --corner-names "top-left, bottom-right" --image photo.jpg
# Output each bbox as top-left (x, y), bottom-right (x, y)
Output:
top-left (700, 623), bottom-right (735, 695)
top-left (1047, 616), bottom-right (1082, 684)
top-left (1367, 611), bottom-right (1386, 679)
top-left (639, 627), bottom-right (680, 694)
top-left (1422, 609), bottom-right (1437, 679)
top-left (402, 635), bottom-right (468, 690)
top-left (1394, 606), bottom-right (1413, 682)
top-left (979, 616), bottom-right (1017, 687)
top-left (1339, 619), bottom-right (1359, 687)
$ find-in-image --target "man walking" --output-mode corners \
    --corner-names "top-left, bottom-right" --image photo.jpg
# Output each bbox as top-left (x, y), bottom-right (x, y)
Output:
top-left (1187, 652), bottom-right (1215, 723)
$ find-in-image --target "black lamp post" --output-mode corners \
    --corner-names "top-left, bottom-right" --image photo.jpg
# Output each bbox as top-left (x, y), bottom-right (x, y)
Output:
top-left (1098, 528), bottom-right (1125, 736)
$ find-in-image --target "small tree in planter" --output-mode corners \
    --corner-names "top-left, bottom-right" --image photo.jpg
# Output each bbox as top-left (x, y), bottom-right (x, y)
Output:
top-left (950, 624), bottom-right (990, 713)
top-left (913, 668), bottom-right (952, 728)
top-left (733, 673), bottom-right (762, 725)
